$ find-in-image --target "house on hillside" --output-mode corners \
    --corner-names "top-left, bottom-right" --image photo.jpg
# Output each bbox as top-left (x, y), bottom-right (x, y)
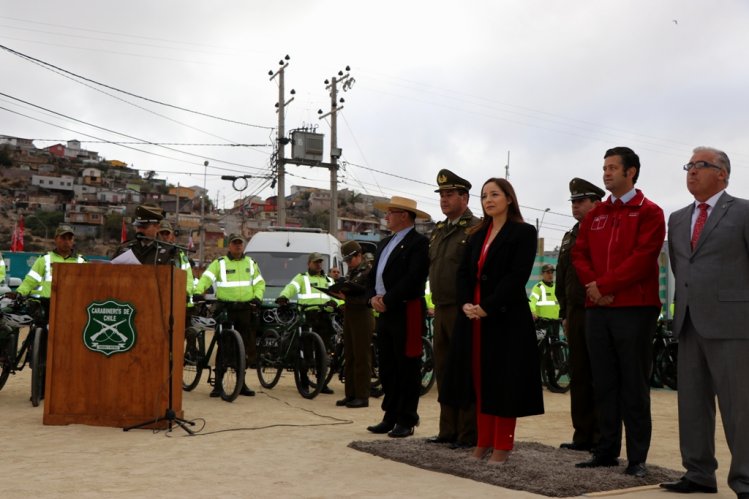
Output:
top-left (81, 167), bottom-right (103, 186)
top-left (31, 174), bottom-right (75, 191)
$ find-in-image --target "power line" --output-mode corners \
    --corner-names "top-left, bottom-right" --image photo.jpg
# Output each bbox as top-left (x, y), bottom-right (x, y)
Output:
top-left (0, 43), bottom-right (275, 130)
top-left (0, 91), bottom-right (270, 172)
top-left (31, 139), bottom-right (272, 147)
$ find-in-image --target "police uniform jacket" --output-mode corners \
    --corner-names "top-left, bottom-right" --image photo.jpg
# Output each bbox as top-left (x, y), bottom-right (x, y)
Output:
top-left (342, 260), bottom-right (372, 306)
top-left (17, 251), bottom-right (86, 298)
top-left (556, 223), bottom-right (585, 319)
top-left (114, 238), bottom-right (173, 265)
top-left (195, 254), bottom-right (265, 303)
top-left (428, 208), bottom-right (480, 306)
top-left (279, 272), bottom-right (343, 308)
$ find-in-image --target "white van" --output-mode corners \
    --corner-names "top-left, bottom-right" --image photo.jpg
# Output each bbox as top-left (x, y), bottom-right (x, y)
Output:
top-left (244, 228), bottom-right (342, 301)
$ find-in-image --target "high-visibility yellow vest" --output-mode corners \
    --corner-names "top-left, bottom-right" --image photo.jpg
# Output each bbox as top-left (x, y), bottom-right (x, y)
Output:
top-left (195, 255), bottom-right (264, 302)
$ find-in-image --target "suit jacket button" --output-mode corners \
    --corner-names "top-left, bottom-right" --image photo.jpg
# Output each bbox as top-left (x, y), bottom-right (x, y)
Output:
top-left (481, 275), bottom-right (488, 281)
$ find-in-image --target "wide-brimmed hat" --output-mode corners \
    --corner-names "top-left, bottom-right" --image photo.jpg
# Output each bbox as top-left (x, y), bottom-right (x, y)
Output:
top-left (132, 205), bottom-right (164, 226)
top-left (373, 196), bottom-right (430, 220)
top-left (54, 224), bottom-right (75, 237)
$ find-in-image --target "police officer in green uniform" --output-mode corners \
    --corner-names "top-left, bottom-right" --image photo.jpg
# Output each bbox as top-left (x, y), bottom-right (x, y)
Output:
top-left (113, 205), bottom-right (172, 265)
top-left (16, 223), bottom-right (86, 302)
top-left (428, 168), bottom-right (480, 448)
top-left (530, 263), bottom-right (561, 338)
top-left (557, 177), bottom-right (604, 451)
top-left (195, 233), bottom-right (265, 398)
top-left (276, 252), bottom-right (341, 394)
top-left (334, 241), bottom-right (375, 408)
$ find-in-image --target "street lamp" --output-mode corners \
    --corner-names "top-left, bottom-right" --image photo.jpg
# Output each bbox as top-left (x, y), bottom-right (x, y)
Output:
top-left (199, 161), bottom-right (208, 265)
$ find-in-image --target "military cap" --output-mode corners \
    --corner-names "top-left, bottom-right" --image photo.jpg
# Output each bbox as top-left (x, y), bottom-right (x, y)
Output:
top-left (132, 204), bottom-right (164, 226)
top-left (569, 178), bottom-right (605, 201)
top-left (341, 241), bottom-right (362, 260)
top-left (227, 233), bottom-right (245, 244)
top-left (54, 224), bottom-right (75, 237)
top-left (541, 263), bottom-right (555, 273)
top-left (434, 169), bottom-right (472, 192)
top-left (158, 220), bottom-right (173, 233)
top-left (308, 252), bottom-right (324, 263)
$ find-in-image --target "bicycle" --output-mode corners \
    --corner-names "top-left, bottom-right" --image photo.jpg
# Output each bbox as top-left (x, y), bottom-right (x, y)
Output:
top-left (255, 303), bottom-right (328, 399)
top-left (420, 316), bottom-right (436, 396)
top-left (0, 296), bottom-right (48, 406)
top-left (324, 310), bottom-right (381, 392)
top-left (181, 300), bottom-right (247, 402)
top-left (535, 317), bottom-right (571, 393)
top-left (650, 318), bottom-right (677, 390)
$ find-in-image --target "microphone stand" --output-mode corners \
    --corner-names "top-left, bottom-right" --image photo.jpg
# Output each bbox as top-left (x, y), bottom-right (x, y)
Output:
top-left (124, 237), bottom-right (196, 435)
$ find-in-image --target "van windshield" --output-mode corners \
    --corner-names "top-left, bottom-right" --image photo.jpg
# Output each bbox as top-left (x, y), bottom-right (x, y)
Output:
top-left (246, 252), bottom-right (329, 287)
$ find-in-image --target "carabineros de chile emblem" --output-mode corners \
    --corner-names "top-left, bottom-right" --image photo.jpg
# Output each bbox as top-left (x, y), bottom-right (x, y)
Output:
top-left (82, 300), bottom-right (137, 357)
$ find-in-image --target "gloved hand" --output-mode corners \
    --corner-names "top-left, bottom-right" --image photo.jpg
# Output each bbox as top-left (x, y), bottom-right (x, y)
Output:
top-left (324, 300), bottom-right (339, 310)
top-left (4, 292), bottom-right (18, 300)
top-left (275, 297), bottom-right (289, 306)
top-left (250, 298), bottom-right (262, 307)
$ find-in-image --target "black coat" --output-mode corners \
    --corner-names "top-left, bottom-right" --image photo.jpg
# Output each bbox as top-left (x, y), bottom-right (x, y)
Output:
top-left (440, 220), bottom-right (544, 418)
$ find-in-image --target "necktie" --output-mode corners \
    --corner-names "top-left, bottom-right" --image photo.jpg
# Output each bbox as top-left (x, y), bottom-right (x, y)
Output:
top-left (691, 203), bottom-right (709, 250)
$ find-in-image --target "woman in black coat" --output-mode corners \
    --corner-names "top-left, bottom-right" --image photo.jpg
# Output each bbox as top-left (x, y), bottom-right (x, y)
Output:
top-left (457, 177), bottom-right (544, 464)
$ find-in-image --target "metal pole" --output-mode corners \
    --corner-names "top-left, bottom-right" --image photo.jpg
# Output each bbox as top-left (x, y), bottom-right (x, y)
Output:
top-left (199, 161), bottom-right (207, 265)
top-left (277, 67), bottom-right (286, 227)
top-left (329, 76), bottom-right (339, 237)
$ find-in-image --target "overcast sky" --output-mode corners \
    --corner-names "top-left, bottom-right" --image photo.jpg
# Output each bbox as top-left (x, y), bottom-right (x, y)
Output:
top-left (2, 1), bottom-right (749, 248)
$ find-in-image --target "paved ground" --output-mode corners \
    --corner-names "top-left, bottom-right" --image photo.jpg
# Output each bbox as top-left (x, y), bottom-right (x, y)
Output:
top-left (0, 368), bottom-right (734, 498)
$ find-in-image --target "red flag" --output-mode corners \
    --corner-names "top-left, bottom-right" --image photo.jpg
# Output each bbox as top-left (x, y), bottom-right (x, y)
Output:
top-left (10, 222), bottom-right (17, 252)
top-left (120, 218), bottom-right (128, 243)
top-left (17, 216), bottom-right (24, 251)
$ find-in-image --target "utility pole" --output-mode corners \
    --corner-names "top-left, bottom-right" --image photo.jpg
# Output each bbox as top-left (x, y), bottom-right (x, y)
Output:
top-left (505, 150), bottom-right (511, 180)
top-left (319, 66), bottom-right (354, 236)
top-left (269, 55), bottom-right (294, 227)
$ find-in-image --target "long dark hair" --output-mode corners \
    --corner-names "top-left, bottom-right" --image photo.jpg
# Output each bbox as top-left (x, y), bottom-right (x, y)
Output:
top-left (468, 177), bottom-right (524, 235)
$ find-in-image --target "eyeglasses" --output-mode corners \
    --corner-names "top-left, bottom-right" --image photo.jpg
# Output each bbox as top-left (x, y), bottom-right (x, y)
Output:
top-left (386, 209), bottom-right (406, 215)
top-left (683, 161), bottom-right (723, 172)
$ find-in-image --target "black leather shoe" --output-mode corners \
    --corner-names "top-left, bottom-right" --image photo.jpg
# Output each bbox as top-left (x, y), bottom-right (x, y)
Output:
top-left (240, 385), bottom-right (256, 396)
top-left (659, 477), bottom-right (717, 493)
top-left (209, 388), bottom-right (222, 398)
top-left (736, 493), bottom-right (748, 499)
top-left (370, 387), bottom-right (384, 398)
top-left (367, 420), bottom-right (395, 434)
top-left (345, 398), bottom-right (368, 408)
top-left (560, 441), bottom-right (594, 451)
top-left (321, 386), bottom-right (334, 395)
top-left (336, 396), bottom-right (353, 407)
top-left (427, 436), bottom-right (454, 444)
top-left (624, 462), bottom-right (647, 478)
top-left (575, 455), bottom-right (619, 468)
top-left (388, 424), bottom-right (414, 438)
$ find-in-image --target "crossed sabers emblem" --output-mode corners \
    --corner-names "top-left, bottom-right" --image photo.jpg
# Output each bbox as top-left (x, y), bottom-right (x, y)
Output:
top-left (89, 319), bottom-right (128, 343)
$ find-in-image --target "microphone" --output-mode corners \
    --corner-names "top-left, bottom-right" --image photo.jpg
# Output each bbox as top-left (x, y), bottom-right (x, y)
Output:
top-left (135, 232), bottom-right (195, 253)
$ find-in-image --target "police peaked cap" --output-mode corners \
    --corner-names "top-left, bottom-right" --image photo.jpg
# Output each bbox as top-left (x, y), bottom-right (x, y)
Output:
top-left (435, 169), bottom-right (472, 192)
top-left (569, 178), bottom-right (605, 201)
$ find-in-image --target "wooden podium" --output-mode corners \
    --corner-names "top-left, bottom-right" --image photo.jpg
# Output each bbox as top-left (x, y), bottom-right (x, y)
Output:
top-left (43, 263), bottom-right (186, 429)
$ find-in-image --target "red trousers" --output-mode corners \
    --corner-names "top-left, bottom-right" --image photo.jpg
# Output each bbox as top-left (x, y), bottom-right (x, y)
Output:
top-left (473, 318), bottom-right (516, 450)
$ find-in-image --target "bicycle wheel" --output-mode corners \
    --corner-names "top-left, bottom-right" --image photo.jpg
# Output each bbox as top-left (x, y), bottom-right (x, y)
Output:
top-left (649, 341), bottom-right (664, 388)
top-left (543, 340), bottom-right (571, 393)
top-left (31, 326), bottom-right (47, 407)
top-left (294, 330), bottom-right (327, 399)
top-left (218, 328), bottom-right (246, 402)
top-left (369, 337), bottom-right (381, 389)
top-left (256, 329), bottom-right (283, 389)
top-left (182, 326), bottom-right (204, 391)
top-left (419, 337), bottom-right (435, 396)
top-left (0, 330), bottom-right (17, 391)
top-left (657, 342), bottom-right (678, 390)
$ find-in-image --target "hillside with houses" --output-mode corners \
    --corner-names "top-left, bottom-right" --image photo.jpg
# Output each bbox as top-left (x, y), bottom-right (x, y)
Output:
top-left (0, 135), bottom-right (432, 264)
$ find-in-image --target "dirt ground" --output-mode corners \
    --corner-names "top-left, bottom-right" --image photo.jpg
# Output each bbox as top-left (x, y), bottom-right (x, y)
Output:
top-left (0, 369), bottom-right (734, 499)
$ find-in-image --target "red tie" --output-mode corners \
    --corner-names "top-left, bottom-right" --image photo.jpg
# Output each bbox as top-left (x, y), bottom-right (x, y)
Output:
top-left (691, 203), bottom-right (709, 250)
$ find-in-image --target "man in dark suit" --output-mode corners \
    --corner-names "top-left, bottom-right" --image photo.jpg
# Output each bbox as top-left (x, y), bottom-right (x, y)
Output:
top-left (366, 196), bottom-right (430, 438)
top-left (661, 147), bottom-right (749, 497)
